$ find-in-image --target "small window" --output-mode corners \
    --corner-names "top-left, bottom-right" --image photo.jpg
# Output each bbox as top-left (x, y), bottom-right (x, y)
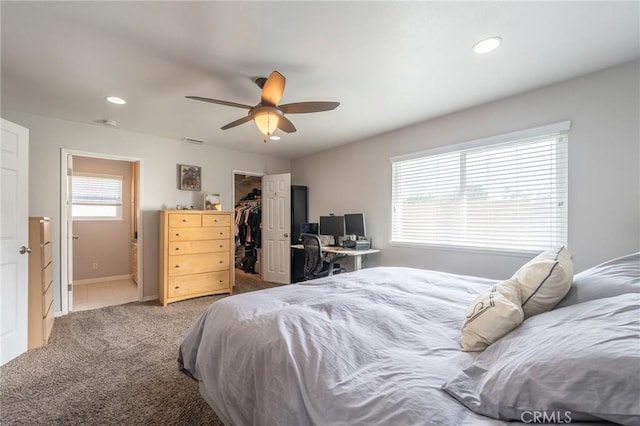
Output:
top-left (72, 173), bottom-right (123, 221)
top-left (391, 122), bottom-right (569, 253)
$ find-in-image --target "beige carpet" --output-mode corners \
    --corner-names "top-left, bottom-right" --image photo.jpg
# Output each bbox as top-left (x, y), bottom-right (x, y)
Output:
top-left (0, 271), bottom-right (282, 425)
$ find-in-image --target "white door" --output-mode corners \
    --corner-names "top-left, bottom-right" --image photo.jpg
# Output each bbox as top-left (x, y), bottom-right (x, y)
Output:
top-left (1, 118), bottom-right (29, 366)
top-left (262, 173), bottom-right (291, 284)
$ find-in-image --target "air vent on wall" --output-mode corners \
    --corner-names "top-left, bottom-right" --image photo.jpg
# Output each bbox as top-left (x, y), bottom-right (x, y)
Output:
top-left (183, 137), bottom-right (205, 145)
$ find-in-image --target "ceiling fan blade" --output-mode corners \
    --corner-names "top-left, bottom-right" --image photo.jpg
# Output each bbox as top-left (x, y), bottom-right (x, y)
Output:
top-left (279, 101), bottom-right (340, 114)
top-left (221, 115), bottom-right (252, 130)
top-left (254, 77), bottom-right (267, 89)
top-left (261, 71), bottom-right (286, 106)
top-left (277, 116), bottom-right (297, 133)
top-left (186, 96), bottom-right (252, 110)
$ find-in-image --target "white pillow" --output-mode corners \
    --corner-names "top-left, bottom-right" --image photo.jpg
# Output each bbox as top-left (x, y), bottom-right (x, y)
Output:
top-left (461, 278), bottom-right (523, 352)
top-left (512, 246), bottom-right (573, 318)
top-left (446, 294), bottom-right (640, 425)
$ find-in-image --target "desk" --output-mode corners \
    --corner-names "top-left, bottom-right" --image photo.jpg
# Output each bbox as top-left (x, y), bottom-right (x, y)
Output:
top-left (291, 244), bottom-right (380, 271)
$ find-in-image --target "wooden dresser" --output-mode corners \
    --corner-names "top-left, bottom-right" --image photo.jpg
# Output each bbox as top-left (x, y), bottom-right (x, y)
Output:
top-left (28, 217), bottom-right (54, 349)
top-left (131, 240), bottom-right (138, 284)
top-left (159, 210), bottom-right (233, 306)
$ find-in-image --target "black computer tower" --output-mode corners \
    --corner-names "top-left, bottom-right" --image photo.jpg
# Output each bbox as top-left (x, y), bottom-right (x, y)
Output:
top-left (291, 185), bottom-right (308, 282)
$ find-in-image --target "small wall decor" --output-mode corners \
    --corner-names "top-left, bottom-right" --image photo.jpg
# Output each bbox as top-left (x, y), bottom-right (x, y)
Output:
top-left (204, 193), bottom-right (222, 211)
top-left (178, 164), bottom-right (201, 191)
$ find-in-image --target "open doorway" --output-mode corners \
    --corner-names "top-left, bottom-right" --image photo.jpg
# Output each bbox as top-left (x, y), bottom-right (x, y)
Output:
top-left (60, 150), bottom-right (142, 314)
top-left (233, 171), bottom-right (263, 284)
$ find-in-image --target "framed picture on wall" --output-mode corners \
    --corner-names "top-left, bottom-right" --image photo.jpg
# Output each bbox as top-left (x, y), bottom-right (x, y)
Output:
top-left (178, 164), bottom-right (201, 191)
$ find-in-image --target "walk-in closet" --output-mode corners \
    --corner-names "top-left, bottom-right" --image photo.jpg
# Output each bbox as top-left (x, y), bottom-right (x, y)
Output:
top-left (234, 173), bottom-right (262, 277)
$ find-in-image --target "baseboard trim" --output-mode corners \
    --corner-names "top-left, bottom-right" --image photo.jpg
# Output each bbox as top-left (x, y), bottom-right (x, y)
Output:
top-left (142, 295), bottom-right (158, 302)
top-left (74, 275), bottom-right (133, 286)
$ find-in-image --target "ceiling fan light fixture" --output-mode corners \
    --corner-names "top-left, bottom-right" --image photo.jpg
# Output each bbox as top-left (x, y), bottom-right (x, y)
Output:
top-left (254, 110), bottom-right (279, 136)
top-left (473, 36), bottom-right (502, 54)
top-left (269, 135), bottom-right (281, 141)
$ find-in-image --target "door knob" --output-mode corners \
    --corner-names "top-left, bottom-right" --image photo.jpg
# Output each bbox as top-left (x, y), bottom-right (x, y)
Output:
top-left (73, 235), bottom-right (79, 240)
top-left (19, 246), bottom-right (32, 254)
top-left (284, 233), bottom-right (289, 238)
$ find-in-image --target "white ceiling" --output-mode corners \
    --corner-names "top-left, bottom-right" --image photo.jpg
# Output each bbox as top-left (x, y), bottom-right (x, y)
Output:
top-left (1, 1), bottom-right (638, 159)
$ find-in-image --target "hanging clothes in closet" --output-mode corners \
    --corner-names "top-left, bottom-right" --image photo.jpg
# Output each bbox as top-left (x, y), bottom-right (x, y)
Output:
top-left (234, 188), bottom-right (262, 273)
top-left (235, 202), bottom-right (261, 248)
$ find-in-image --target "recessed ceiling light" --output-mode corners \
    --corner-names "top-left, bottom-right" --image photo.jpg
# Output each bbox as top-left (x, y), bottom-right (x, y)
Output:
top-left (473, 37), bottom-right (502, 54)
top-left (106, 96), bottom-right (126, 105)
top-left (269, 135), bottom-right (281, 141)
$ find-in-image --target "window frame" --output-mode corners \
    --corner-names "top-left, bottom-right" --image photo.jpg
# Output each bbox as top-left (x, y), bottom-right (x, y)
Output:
top-left (389, 121), bottom-right (570, 256)
top-left (72, 172), bottom-right (124, 222)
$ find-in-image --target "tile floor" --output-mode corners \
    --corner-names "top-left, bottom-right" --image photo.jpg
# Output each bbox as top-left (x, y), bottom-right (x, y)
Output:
top-left (73, 278), bottom-right (138, 312)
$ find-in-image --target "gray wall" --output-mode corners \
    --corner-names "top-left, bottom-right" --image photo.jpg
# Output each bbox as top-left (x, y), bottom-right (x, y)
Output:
top-left (292, 60), bottom-right (640, 279)
top-left (1, 110), bottom-right (291, 313)
top-left (5, 60), bottom-right (638, 312)
top-left (72, 156), bottom-right (132, 281)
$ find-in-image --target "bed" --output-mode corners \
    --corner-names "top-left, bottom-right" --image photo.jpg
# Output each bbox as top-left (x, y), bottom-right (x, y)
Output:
top-left (178, 251), bottom-right (639, 426)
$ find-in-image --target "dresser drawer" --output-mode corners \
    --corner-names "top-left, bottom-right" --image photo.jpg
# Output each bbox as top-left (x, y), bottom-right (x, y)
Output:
top-left (202, 214), bottom-right (231, 227)
top-left (168, 252), bottom-right (230, 276)
top-left (44, 302), bottom-right (54, 342)
top-left (42, 280), bottom-right (54, 317)
top-left (42, 241), bottom-right (53, 267)
top-left (169, 213), bottom-right (202, 228)
top-left (40, 219), bottom-right (51, 243)
top-left (169, 226), bottom-right (230, 241)
top-left (167, 271), bottom-right (230, 298)
top-left (169, 239), bottom-right (230, 255)
top-left (42, 262), bottom-right (53, 293)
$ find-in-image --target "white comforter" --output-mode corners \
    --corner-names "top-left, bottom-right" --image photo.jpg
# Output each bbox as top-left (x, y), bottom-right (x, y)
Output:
top-left (178, 267), bottom-right (577, 425)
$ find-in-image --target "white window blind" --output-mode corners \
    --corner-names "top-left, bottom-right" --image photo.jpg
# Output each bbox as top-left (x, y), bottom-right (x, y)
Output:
top-left (72, 173), bottom-right (123, 220)
top-left (391, 128), bottom-right (568, 253)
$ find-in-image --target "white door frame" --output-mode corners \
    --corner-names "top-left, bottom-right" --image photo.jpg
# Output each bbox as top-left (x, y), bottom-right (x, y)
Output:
top-left (60, 149), bottom-right (143, 315)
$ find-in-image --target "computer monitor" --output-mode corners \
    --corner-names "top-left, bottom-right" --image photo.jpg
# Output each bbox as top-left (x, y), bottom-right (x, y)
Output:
top-left (345, 213), bottom-right (367, 237)
top-left (319, 215), bottom-right (345, 246)
top-left (300, 222), bottom-right (319, 238)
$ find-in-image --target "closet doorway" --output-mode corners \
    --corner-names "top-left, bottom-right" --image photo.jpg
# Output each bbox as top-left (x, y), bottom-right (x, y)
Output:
top-left (233, 171), bottom-right (263, 283)
top-left (60, 150), bottom-right (142, 314)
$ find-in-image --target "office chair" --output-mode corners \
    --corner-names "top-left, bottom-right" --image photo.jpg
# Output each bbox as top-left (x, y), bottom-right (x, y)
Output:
top-left (301, 233), bottom-right (345, 280)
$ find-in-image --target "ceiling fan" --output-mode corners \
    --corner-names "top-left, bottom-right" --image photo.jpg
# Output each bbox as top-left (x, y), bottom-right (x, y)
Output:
top-left (186, 71), bottom-right (340, 138)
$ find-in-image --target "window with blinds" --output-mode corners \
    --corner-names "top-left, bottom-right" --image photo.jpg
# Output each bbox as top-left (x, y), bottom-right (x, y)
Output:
top-left (72, 173), bottom-right (123, 220)
top-left (391, 124), bottom-right (569, 253)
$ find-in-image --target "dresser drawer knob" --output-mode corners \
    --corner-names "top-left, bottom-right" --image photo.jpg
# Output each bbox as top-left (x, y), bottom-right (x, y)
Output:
top-left (175, 233), bottom-right (180, 237)
top-left (219, 244), bottom-right (224, 248)
top-left (182, 219), bottom-right (187, 222)
top-left (174, 286), bottom-right (180, 289)
top-left (219, 279), bottom-right (223, 283)
top-left (175, 247), bottom-right (180, 251)
top-left (175, 265), bottom-right (180, 268)
top-left (219, 260), bottom-right (223, 263)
